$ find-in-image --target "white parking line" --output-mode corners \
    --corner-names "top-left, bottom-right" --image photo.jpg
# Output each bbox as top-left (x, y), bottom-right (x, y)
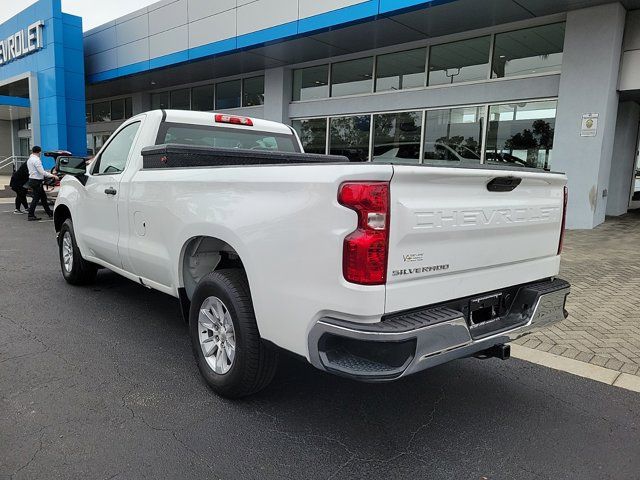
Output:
top-left (511, 344), bottom-right (640, 393)
top-left (3, 211), bottom-right (53, 217)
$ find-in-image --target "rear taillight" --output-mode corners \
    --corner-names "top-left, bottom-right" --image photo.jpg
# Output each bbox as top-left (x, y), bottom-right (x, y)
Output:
top-left (214, 114), bottom-right (253, 126)
top-left (558, 185), bottom-right (568, 255)
top-left (338, 182), bottom-right (390, 285)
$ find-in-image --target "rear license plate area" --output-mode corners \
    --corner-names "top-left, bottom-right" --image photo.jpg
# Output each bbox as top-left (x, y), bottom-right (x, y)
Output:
top-left (469, 293), bottom-right (502, 327)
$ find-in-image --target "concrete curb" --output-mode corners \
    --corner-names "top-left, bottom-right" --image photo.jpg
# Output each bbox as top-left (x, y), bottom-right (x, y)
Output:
top-left (511, 344), bottom-right (640, 393)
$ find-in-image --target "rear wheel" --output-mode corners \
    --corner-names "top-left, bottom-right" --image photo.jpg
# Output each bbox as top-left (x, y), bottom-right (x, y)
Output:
top-left (189, 269), bottom-right (278, 398)
top-left (59, 219), bottom-right (98, 285)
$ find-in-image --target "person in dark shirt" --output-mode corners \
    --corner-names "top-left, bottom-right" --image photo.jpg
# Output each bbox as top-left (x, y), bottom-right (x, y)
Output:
top-left (9, 162), bottom-right (29, 214)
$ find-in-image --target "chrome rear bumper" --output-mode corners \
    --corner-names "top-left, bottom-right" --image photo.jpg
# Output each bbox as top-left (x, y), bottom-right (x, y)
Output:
top-left (308, 278), bottom-right (570, 381)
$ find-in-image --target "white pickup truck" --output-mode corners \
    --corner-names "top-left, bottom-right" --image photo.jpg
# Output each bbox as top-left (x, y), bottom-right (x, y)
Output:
top-left (54, 110), bottom-right (570, 398)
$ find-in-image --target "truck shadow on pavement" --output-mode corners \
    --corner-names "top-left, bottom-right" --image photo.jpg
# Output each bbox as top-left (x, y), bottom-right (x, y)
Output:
top-left (51, 268), bottom-right (639, 479)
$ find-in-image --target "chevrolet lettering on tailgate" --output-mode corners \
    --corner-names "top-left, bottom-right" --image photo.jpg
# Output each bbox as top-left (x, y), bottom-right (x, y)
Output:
top-left (415, 206), bottom-right (561, 230)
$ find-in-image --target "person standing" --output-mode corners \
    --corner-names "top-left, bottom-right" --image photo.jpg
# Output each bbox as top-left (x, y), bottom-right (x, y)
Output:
top-left (26, 146), bottom-right (58, 221)
top-left (9, 160), bottom-right (29, 214)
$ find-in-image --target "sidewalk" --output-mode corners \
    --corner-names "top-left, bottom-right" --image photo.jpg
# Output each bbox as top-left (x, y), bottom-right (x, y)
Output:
top-left (514, 209), bottom-right (640, 377)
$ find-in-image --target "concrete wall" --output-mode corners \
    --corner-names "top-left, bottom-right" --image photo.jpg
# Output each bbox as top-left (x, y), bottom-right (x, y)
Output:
top-left (289, 74), bottom-right (560, 119)
top-left (83, 0), bottom-right (444, 82)
top-left (0, 121), bottom-right (12, 158)
top-left (607, 100), bottom-right (639, 215)
top-left (0, 120), bottom-right (13, 175)
top-left (552, 2), bottom-right (626, 229)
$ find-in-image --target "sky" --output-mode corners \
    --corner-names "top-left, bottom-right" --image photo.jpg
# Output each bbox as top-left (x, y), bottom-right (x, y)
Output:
top-left (0, 0), bottom-right (160, 31)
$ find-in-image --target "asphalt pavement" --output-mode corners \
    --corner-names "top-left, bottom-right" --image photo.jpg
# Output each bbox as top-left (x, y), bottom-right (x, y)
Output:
top-left (1, 205), bottom-right (639, 480)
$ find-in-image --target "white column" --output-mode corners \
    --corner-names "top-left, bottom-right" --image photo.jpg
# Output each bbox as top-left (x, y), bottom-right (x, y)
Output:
top-left (552, 3), bottom-right (626, 229)
top-left (607, 101), bottom-right (640, 216)
top-left (263, 67), bottom-right (292, 124)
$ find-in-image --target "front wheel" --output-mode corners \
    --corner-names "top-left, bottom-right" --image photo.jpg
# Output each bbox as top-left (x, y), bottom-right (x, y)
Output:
top-left (59, 219), bottom-right (98, 285)
top-left (189, 269), bottom-right (278, 398)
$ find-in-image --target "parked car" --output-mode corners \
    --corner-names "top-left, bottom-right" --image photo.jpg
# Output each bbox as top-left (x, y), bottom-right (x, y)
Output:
top-left (44, 150), bottom-right (72, 185)
top-left (373, 141), bottom-right (482, 165)
top-left (54, 110), bottom-right (570, 398)
top-left (485, 151), bottom-right (539, 169)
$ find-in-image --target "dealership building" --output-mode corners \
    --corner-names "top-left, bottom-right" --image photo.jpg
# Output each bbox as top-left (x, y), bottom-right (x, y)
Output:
top-left (1, 0), bottom-right (640, 228)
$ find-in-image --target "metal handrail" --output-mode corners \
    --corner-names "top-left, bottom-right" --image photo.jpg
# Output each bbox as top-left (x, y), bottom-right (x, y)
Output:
top-left (0, 156), bottom-right (29, 171)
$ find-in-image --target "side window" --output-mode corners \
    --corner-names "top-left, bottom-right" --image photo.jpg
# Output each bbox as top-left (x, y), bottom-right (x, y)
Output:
top-left (94, 122), bottom-right (141, 175)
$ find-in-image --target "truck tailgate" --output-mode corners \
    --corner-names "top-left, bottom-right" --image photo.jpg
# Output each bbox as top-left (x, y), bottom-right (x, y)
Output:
top-left (385, 165), bottom-right (566, 313)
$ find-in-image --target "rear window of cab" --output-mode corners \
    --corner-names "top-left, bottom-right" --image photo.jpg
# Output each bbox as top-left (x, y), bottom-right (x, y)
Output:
top-left (156, 123), bottom-right (300, 153)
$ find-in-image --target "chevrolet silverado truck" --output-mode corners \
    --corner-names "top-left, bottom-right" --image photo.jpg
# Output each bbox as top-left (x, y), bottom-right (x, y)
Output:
top-left (53, 110), bottom-right (570, 398)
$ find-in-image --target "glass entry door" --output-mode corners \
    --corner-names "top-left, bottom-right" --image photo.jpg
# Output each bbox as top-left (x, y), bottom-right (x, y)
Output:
top-left (19, 137), bottom-right (31, 157)
top-left (630, 143), bottom-right (640, 209)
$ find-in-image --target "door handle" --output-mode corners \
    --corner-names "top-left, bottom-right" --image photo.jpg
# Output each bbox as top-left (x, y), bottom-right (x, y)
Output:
top-left (104, 187), bottom-right (117, 195)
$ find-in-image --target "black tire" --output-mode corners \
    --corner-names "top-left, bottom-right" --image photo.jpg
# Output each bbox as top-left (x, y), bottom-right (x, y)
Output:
top-left (189, 269), bottom-right (278, 398)
top-left (58, 219), bottom-right (98, 285)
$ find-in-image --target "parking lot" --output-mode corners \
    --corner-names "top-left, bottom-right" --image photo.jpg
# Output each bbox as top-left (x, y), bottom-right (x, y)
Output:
top-left (1, 206), bottom-right (639, 480)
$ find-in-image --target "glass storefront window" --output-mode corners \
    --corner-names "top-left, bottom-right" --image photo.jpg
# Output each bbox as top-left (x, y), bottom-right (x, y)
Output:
top-left (243, 76), bottom-right (265, 106)
top-left (170, 88), bottom-right (191, 110)
top-left (92, 101), bottom-right (111, 122)
top-left (329, 115), bottom-right (371, 162)
top-left (428, 36), bottom-right (491, 86)
top-left (292, 118), bottom-right (327, 154)
top-left (375, 49), bottom-right (426, 92)
top-left (19, 137), bottom-right (31, 157)
top-left (293, 65), bottom-right (329, 101)
top-left (111, 99), bottom-right (125, 121)
top-left (485, 100), bottom-right (557, 169)
top-left (331, 58), bottom-right (374, 97)
top-left (86, 98), bottom-right (132, 123)
top-left (423, 107), bottom-right (484, 165)
top-left (18, 117), bottom-right (31, 130)
top-left (372, 111), bottom-right (422, 163)
top-left (151, 92), bottom-right (169, 110)
top-left (216, 80), bottom-right (241, 109)
top-left (192, 85), bottom-right (214, 111)
top-left (92, 133), bottom-right (112, 154)
top-left (492, 23), bottom-right (565, 78)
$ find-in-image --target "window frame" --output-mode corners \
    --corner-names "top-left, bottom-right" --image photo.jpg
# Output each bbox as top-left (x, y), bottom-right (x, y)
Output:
top-left (110, 98), bottom-right (125, 121)
top-left (329, 57), bottom-right (375, 98)
top-left (426, 35), bottom-right (492, 87)
top-left (291, 97), bottom-right (558, 167)
top-left (328, 113), bottom-right (373, 162)
top-left (242, 76), bottom-right (265, 107)
top-left (490, 22), bottom-right (566, 79)
top-left (151, 91), bottom-right (170, 110)
top-left (292, 65), bottom-right (330, 102)
top-left (374, 47), bottom-right (428, 93)
top-left (170, 88), bottom-right (192, 110)
top-left (215, 79), bottom-right (242, 110)
top-left (421, 106), bottom-right (485, 166)
top-left (290, 21), bottom-right (565, 102)
top-left (91, 100), bottom-right (112, 123)
top-left (292, 117), bottom-right (329, 155)
top-left (86, 97), bottom-right (134, 124)
top-left (371, 110), bottom-right (424, 163)
top-left (191, 84), bottom-right (215, 112)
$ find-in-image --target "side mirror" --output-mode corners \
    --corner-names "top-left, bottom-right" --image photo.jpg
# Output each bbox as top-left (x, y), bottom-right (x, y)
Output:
top-left (58, 156), bottom-right (87, 176)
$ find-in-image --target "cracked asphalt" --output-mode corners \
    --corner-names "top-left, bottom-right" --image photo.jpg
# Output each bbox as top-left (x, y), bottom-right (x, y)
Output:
top-left (1, 209), bottom-right (639, 480)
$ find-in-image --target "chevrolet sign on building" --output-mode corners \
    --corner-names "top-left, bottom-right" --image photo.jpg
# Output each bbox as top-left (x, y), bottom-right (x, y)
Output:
top-left (0, 21), bottom-right (44, 66)
top-left (0, 0), bottom-right (86, 166)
